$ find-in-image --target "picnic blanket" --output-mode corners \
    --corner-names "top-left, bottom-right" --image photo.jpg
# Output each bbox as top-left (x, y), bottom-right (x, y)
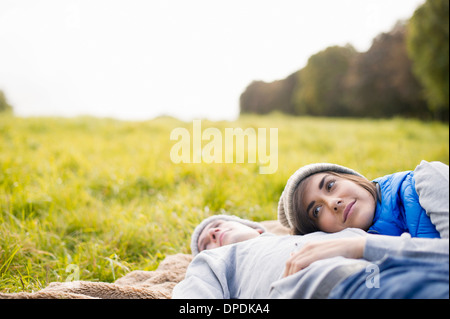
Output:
top-left (0, 220), bottom-right (289, 299)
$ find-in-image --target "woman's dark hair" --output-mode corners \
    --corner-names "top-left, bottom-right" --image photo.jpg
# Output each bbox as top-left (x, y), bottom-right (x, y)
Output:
top-left (292, 171), bottom-right (377, 235)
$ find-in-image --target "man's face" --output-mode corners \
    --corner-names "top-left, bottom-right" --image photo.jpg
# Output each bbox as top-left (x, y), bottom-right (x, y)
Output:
top-left (197, 219), bottom-right (263, 253)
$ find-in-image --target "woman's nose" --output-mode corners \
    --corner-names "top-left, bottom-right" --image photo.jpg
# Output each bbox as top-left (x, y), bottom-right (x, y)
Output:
top-left (328, 198), bottom-right (343, 213)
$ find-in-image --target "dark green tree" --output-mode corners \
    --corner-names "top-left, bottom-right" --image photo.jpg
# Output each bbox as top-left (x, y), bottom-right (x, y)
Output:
top-left (343, 22), bottom-right (429, 118)
top-left (407, 0), bottom-right (449, 120)
top-left (239, 71), bottom-right (299, 115)
top-left (293, 45), bottom-right (357, 117)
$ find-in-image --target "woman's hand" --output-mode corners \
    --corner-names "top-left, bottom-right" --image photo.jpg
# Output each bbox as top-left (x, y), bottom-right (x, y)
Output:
top-left (283, 237), bottom-right (366, 277)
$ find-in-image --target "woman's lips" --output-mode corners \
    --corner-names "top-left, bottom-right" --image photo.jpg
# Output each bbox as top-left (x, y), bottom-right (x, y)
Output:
top-left (343, 200), bottom-right (356, 223)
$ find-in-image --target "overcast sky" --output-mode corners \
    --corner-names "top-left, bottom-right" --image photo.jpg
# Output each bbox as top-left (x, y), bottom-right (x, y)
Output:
top-left (0, 0), bottom-right (425, 121)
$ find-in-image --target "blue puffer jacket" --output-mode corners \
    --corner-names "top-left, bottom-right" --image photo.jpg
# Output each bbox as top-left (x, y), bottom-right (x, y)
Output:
top-left (368, 171), bottom-right (440, 238)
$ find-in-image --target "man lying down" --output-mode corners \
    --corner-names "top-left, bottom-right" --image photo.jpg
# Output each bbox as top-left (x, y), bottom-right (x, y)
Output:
top-left (172, 215), bottom-right (449, 299)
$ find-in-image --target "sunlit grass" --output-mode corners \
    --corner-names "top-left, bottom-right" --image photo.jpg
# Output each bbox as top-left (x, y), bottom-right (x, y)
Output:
top-left (0, 113), bottom-right (448, 292)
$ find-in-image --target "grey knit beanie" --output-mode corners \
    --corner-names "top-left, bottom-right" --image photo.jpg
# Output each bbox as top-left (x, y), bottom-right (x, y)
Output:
top-left (277, 163), bottom-right (366, 230)
top-left (190, 214), bottom-right (266, 256)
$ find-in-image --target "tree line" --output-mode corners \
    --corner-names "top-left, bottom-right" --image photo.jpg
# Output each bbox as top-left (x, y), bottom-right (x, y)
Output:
top-left (0, 90), bottom-right (13, 113)
top-left (240, 0), bottom-right (449, 121)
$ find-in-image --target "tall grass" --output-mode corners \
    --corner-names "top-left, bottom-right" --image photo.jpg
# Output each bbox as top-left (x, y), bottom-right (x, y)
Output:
top-left (0, 113), bottom-right (448, 292)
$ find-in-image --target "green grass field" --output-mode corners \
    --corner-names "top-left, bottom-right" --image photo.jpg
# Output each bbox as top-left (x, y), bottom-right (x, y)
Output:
top-left (0, 113), bottom-right (448, 293)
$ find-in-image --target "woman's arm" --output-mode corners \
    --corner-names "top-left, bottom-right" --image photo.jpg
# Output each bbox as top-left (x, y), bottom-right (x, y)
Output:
top-left (283, 234), bottom-right (449, 277)
top-left (363, 233), bottom-right (449, 261)
top-left (283, 237), bottom-right (366, 277)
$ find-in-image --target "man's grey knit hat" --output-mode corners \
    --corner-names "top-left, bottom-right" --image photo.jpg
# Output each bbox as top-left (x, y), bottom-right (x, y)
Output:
top-left (190, 214), bottom-right (266, 256)
top-left (277, 163), bottom-right (366, 229)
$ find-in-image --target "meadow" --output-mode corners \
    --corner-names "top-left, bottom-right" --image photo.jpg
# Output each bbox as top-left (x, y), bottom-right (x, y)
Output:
top-left (0, 113), bottom-right (448, 293)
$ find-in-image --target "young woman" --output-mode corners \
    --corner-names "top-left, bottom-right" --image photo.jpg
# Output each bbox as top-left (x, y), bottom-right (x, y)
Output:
top-left (278, 161), bottom-right (449, 239)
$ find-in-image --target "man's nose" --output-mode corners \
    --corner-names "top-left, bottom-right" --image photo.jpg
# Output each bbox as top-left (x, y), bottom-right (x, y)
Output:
top-left (208, 228), bottom-right (220, 242)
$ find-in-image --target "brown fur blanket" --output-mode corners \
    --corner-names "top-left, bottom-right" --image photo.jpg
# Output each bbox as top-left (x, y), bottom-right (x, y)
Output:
top-left (0, 220), bottom-right (289, 299)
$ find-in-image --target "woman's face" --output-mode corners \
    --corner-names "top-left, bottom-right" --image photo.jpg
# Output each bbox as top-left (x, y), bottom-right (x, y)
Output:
top-left (300, 173), bottom-right (376, 232)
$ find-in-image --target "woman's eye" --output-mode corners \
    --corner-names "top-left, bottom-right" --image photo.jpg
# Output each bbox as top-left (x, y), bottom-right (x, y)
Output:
top-left (326, 181), bottom-right (335, 191)
top-left (313, 206), bottom-right (321, 218)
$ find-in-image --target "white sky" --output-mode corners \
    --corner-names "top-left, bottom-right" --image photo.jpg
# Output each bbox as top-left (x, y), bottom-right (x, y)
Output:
top-left (0, 0), bottom-right (425, 121)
